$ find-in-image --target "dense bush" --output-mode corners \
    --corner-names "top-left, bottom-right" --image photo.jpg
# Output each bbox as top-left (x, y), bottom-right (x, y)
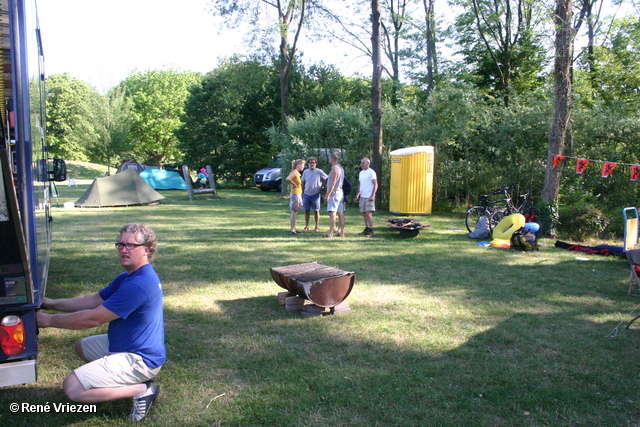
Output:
top-left (266, 81), bottom-right (639, 243)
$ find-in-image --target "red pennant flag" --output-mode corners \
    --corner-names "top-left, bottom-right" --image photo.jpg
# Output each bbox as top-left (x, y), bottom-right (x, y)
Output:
top-left (552, 155), bottom-right (565, 169)
top-left (576, 159), bottom-right (589, 174)
top-left (631, 165), bottom-right (640, 182)
top-left (601, 162), bottom-right (617, 178)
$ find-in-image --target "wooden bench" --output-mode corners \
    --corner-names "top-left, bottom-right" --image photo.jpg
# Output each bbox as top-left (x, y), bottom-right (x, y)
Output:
top-left (182, 165), bottom-right (217, 201)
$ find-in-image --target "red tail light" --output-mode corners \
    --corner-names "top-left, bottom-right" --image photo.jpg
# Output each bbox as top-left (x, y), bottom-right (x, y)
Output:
top-left (0, 315), bottom-right (25, 356)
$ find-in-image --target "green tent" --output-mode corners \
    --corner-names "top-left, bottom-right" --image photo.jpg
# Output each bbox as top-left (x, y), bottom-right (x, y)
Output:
top-left (75, 168), bottom-right (165, 207)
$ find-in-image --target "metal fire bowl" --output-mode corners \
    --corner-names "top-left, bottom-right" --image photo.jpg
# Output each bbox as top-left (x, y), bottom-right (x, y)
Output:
top-left (270, 262), bottom-right (355, 308)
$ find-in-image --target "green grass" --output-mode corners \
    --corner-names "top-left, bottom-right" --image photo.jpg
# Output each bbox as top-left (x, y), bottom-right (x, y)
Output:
top-left (2, 185), bottom-right (639, 426)
top-left (64, 161), bottom-right (109, 181)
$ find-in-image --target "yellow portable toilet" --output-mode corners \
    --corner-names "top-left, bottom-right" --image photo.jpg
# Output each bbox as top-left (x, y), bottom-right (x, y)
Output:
top-left (389, 146), bottom-right (434, 215)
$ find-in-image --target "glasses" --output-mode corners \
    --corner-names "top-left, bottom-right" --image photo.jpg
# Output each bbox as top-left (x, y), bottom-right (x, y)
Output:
top-left (115, 242), bottom-right (145, 250)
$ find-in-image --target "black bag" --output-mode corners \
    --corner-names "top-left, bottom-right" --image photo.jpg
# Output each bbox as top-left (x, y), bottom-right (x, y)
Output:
top-left (510, 227), bottom-right (538, 251)
top-left (342, 176), bottom-right (352, 197)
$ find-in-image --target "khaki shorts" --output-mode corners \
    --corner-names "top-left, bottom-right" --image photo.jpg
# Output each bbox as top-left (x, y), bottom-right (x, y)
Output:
top-left (289, 193), bottom-right (303, 211)
top-left (359, 197), bottom-right (375, 213)
top-left (74, 334), bottom-right (161, 390)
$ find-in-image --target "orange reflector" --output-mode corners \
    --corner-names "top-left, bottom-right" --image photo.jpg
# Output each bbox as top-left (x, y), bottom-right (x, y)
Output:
top-left (0, 315), bottom-right (25, 356)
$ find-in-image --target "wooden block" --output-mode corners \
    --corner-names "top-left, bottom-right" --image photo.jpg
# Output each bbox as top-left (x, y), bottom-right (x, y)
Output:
top-left (285, 296), bottom-right (305, 306)
top-left (304, 304), bottom-right (326, 314)
top-left (331, 301), bottom-right (351, 315)
top-left (278, 291), bottom-right (293, 305)
top-left (332, 301), bottom-right (350, 310)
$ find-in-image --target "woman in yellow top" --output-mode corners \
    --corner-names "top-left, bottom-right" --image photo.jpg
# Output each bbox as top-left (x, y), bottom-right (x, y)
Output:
top-left (286, 159), bottom-right (305, 234)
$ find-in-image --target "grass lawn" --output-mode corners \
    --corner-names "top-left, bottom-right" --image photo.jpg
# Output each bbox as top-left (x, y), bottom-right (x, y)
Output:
top-left (2, 182), bottom-right (639, 426)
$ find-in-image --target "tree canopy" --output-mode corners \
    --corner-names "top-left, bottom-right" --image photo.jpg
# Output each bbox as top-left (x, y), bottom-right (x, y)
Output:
top-left (121, 69), bottom-right (201, 166)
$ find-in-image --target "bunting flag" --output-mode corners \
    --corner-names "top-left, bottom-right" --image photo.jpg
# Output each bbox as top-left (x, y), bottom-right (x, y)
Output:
top-left (552, 155), bottom-right (565, 169)
top-left (550, 152), bottom-right (640, 182)
top-left (576, 159), bottom-right (589, 174)
top-left (601, 162), bottom-right (617, 178)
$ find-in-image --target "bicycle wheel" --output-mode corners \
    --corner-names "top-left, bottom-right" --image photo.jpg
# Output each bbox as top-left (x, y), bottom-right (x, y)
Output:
top-left (488, 207), bottom-right (508, 231)
top-left (465, 206), bottom-right (486, 233)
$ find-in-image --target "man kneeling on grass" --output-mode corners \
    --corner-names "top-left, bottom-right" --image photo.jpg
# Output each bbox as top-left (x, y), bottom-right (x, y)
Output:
top-left (37, 223), bottom-right (165, 422)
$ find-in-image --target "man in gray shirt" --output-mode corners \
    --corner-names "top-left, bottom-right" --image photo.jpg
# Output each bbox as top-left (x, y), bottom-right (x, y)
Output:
top-left (301, 157), bottom-right (328, 231)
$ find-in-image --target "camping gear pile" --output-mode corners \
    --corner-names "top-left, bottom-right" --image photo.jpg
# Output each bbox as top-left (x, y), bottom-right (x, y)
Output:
top-left (471, 213), bottom-right (541, 251)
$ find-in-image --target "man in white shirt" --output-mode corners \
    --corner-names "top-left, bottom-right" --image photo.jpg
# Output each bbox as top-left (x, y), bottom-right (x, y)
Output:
top-left (354, 158), bottom-right (378, 237)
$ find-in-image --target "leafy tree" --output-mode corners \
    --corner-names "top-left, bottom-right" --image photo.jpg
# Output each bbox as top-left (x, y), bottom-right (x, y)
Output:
top-left (177, 58), bottom-right (280, 184)
top-left (209, 0), bottom-right (326, 135)
top-left (45, 73), bottom-right (99, 161)
top-left (85, 86), bottom-right (133, 173)
top-left (121, 69), bottom-right (200, 166)
top-left (452, 0), bottom-right (548, 104)
top-left (288, 62), bottom-right (372, 117)
top-left (576, 17), bottom-right (640, 111)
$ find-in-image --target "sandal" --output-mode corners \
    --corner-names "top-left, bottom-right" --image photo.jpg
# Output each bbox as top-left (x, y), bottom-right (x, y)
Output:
top-left (303, 226), bottom-right (309, 231)
top-left (322, 234), bottom-right (333, 238)
top-left (314, 228), bottom-right (321, 232)
top-left (290, 231), bottom-right (299, 235)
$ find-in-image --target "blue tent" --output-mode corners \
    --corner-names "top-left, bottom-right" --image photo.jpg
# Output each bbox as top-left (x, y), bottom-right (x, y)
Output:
top-left (139, 168), bottom-right (187, 190)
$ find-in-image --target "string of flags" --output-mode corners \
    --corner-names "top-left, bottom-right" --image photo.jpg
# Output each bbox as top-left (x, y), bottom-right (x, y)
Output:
top-left (551, 153), bottom-right (640, 181)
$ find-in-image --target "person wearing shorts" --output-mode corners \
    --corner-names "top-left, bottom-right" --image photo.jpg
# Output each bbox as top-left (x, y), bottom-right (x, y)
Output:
top-left (354, 157), bottom-right (378, 237)
top-left (301, 157), bottom-right (328, 232)
top-left (286, 159), bottom-right (305, 234)
top-left (323, 152), bottom-right (345, 238)
top-left (37, 223), bottom-right (165, 422)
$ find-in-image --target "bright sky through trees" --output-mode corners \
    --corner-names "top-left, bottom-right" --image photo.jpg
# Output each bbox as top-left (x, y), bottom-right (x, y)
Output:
top-left (37, 0), bottom-right (371, 92)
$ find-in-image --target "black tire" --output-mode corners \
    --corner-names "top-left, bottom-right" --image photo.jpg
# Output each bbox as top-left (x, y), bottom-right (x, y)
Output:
top-left (259, 187), bottom-right (270, 192)
top-left (488, 208), bottom-right (508, 231)
top-left (465, 206), bottom-right (486, 233)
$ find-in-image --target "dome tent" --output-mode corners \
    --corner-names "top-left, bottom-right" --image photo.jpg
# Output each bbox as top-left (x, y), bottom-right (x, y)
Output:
top-left (139, 168), bottom-right (187, 190)
top-left (75, 168), bottom-right (165, 207)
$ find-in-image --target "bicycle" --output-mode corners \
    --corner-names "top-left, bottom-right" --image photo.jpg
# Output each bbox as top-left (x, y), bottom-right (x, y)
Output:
top-left (465, 189), bottom-right (508, 233)
top-left (488, 187), bottom-right (536, 225)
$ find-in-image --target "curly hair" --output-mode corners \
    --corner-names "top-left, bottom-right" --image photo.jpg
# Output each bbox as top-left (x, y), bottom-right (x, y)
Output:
top-left (118, 223), bottom-right (157, 262)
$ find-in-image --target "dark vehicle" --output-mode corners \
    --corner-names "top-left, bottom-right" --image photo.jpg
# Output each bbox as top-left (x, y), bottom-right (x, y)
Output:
top-left (0, 0), bottom-right (64, 387)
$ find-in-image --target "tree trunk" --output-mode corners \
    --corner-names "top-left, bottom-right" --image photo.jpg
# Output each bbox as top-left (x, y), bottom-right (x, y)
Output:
top-left (371, 0), bottom-right (384, 206)
top-left (280, 37), bottom-right (291, 136)
top-left (542, 0), bottom-right (574, 204)
top-left (423, 0), bottom-right (437, 92)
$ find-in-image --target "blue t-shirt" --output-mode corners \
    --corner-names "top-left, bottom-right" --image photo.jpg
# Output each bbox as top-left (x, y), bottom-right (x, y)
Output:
top-left (99, 264), bottom-right (166, 368)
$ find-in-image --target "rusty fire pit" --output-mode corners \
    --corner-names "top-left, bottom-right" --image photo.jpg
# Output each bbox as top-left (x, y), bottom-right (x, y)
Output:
top-left (382, 218), bottom-right (431, 238)
top-left (270, 262), bottom-right (355, 308)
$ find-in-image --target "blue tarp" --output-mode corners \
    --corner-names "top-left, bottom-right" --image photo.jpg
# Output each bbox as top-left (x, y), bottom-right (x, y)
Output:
top-left (139, 168), bottom-right (187, 190)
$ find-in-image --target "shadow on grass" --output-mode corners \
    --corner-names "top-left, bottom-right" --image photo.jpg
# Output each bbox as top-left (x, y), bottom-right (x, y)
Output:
top-left (3, 298), bottom-right (638, 426)
top-left (20, 188), bottom-right (633, 425)
top-left (155, 299), bottom-right (640, 426)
